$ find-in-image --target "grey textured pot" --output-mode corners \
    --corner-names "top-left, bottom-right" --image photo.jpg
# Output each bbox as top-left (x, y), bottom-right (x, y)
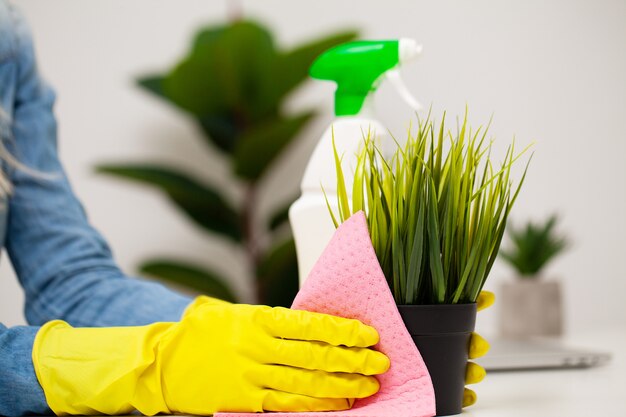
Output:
top-left (499, 279), bottom-right (563, 338)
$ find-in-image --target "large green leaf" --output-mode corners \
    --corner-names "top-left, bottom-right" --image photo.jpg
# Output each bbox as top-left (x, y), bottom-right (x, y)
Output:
top-left (233, 112), bottom-right (314, 180)
top-left (137, 73), bottom-right (242, 154)
top-left (153, 22), bottom-right (356, 156)
top-left (96, 165), bottom-right (242, 241)
top-left (191, 25), bottom-right (229, 49)
top-left (163, 21), bottom-right (276, 121)
top-left (257, 238), bottom-right (299, 307)
top-left (140, 259), bottom-right (237, 302)
top-left (137, 75), bottom-right (167, 100)
top-left (161, 22), bottom-right (277, 154)
top-left (197, 113), bottom-right (240, 153)
top-left (267, 30), bottom-right (358, 106)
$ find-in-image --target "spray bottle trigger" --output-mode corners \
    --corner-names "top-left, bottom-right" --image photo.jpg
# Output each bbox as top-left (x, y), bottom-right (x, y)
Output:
top-left (385, 69), bottom-right (423, 112)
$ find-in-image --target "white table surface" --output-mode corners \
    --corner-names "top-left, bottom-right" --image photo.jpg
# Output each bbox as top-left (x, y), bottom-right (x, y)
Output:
top-left (463, 328), bottom-right (625, 417)
top-left (60, 328), bottom-right (625, 417)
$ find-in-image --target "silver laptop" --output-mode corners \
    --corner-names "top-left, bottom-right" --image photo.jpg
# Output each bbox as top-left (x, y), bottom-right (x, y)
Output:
top-left (476, 338), bottom-right (612, 371)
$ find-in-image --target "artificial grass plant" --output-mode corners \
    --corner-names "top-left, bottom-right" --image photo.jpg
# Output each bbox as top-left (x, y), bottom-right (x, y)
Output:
top-left (327, 110), bottom-right (532, 304)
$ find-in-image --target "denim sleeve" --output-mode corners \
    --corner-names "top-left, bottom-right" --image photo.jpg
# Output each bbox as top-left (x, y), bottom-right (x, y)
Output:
top-left (4, 1), bottom-right (192, 330)
top-left (0, 2), bottom-right (193, 415)
top-left (0, 325), bottom-right (49, 416)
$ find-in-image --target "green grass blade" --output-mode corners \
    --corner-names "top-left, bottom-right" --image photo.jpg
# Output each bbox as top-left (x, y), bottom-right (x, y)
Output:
top-left (321, 184), bottom-right (339, 228)
top-left (332, 130), bottom-right (351, 221)
top-left (426, 177), bottom-right (446, 303)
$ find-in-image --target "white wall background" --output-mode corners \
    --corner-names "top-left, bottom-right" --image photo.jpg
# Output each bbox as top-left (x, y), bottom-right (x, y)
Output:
top-left (1, 0), bottom-right (625, 336)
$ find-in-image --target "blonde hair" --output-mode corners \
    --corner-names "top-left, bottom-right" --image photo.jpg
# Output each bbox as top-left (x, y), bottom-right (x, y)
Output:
top-left (0, 106), bottom-right (14, 196)
top-left (0, 105), bottom-right (57, 198)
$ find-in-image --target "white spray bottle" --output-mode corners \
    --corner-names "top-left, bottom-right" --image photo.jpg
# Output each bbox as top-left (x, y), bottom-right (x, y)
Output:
top-left (289, 39), bottom-right (423, 286)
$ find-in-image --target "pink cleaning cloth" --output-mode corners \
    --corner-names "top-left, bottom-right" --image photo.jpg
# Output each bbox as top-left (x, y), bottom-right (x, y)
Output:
top-left (217, 211), bottom-right (435, 417)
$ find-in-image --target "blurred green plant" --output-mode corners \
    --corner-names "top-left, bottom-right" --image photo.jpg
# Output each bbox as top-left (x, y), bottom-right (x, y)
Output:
top-left (96, 20), bottom-right (357, 306)
top-left (500, 215), bottom-right (569, 277)
top-left (328, 110), bottom-right (532, 304)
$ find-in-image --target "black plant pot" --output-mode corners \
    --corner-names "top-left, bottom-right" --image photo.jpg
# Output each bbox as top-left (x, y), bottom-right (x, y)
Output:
top-left (397, 303), bottom-right (477, 416)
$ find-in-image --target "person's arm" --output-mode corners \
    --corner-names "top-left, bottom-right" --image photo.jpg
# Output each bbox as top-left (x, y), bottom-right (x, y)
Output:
top-left (0, 325), bottom-right (50, 416)
top-left (0, 3), bottom-right (190, 414)
top-left (4, 2), bottom-right (191, 329)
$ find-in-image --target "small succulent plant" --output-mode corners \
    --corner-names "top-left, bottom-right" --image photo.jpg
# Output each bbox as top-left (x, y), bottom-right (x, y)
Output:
top-left (500, 215), bottom-right (569, 277)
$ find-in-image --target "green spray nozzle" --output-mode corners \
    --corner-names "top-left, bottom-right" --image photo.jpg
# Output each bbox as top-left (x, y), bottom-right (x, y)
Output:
top-left (310, 39), bottom-right (422, 116)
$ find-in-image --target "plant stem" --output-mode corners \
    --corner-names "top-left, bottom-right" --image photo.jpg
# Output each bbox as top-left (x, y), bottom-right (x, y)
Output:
top-left (227, 0), bottom-right (243, 22)
top-left (242, 183), bottom-right (263, 302)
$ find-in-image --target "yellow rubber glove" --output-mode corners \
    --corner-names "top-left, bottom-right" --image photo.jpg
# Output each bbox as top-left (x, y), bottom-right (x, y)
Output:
top-left (33, 297), bottom-right (390, 415)
top-left (462, 290), bottom-right (494, 407)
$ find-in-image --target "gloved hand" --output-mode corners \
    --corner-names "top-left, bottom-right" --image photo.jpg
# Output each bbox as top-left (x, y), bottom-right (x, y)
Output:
top-left (32, 297), bottom-right (390, 415)
top-left (463, 290), bottom-right (495, 407)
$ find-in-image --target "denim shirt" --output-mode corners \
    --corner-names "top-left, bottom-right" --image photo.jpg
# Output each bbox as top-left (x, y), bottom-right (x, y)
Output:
top-left (0, 3), bottom-right (192, 415)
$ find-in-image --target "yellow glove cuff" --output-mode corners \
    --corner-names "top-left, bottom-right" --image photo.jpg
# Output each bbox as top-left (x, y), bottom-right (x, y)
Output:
top-left (33, 320), bottom-right (174, 415)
